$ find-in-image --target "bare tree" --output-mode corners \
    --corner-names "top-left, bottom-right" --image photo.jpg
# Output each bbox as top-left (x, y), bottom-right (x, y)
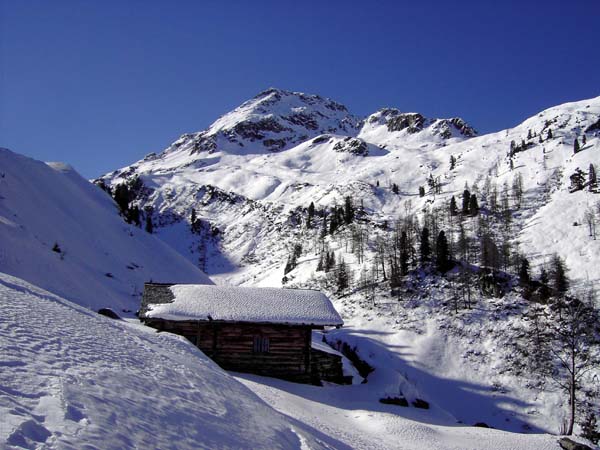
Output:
top-left (528, 297), bottom-right (600, 435)
top-left (584, 208), bottom-right (596, 240)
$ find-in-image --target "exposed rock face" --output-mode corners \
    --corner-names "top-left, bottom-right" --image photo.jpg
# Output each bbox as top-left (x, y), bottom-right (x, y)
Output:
top-left (332, 137), bottom-right (368, 155)
top-left (386, 112), bottom-right (426, 133)
top-left (431, 117), bottom-right (478, 138)
top-left (364, 108), bottom-right (476, 139)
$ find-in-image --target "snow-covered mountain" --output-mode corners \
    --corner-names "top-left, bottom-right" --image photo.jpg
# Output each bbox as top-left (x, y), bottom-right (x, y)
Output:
top-left (98, 89), bottom-right (600, 290)
top-left (3, 87), bottom-right (599, 447)
top-left (96, 89), bottom-right (600, 441)
top-left (0, 148), bottom-right (211, 312)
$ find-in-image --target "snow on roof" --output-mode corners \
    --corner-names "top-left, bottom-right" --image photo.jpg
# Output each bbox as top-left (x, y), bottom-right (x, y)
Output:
top-left (143, 284), bottom-right (343, 326)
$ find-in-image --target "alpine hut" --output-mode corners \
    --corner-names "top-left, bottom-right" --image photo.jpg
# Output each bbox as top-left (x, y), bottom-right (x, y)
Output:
top-left (140, 283), bottom-right (349, 384)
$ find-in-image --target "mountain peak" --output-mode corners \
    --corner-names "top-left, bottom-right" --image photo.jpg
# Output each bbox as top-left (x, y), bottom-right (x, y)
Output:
top-left (167, 89), bottom-right (362, 156)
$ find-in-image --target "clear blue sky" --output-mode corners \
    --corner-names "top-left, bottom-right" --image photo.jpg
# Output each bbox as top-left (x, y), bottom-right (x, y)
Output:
top-left (1, 0), bottom-right (599, 178)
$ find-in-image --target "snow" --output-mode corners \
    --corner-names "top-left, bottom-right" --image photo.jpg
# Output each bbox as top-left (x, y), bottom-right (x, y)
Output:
top-left (0, 272), bottom-right (340, 449)
top-left (0, 148), bottom-right (211, 313)
top-left (145, 284), bottom-right (343, 326)
top-left (236, 372), bottom-right (564, 450)
top-left (4, 89), bottom-right (600, 449)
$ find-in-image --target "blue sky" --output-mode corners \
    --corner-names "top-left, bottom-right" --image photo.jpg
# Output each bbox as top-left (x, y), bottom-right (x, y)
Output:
top-left (1, 0), bottom-right (599, 178)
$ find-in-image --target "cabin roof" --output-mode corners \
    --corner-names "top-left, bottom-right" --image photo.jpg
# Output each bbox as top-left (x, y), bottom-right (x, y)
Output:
top-left (141, 283), bottom-right (343, 327)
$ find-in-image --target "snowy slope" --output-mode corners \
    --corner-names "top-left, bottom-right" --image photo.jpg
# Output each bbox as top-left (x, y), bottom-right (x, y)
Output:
top-left (0, 272), bottom-right (340, 449)
top-left (0, 148), bottom-right (211, 312)
top-left (98, 91), bottom-right (600, 293)
top-left (236, 373), bottom-right (564, 450)
top-left (96, 90), bottom-right (600, 443)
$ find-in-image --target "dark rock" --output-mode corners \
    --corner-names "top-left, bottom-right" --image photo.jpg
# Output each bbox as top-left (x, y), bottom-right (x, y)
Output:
top-left (263, 139), bottom-right (288, 151)
top-left (332, 137), bottom-right (368, 156)
top-left (411, 398), bottom-right (430, 409)
top-left (379, 396), bottom-right (409, 407)
top-left (233, 118), bottom-right (290, 141)
top-left (473, 422), bottom-right (491, 428)
top-left (284, 112), bottom-right (319, 130)
top-left (190, 134), bottom-right (217, 154)
top-left (386, 113), bottom-right (426, 133)
top-left (98, 308), bottom-right (121, 320)
top-left (585, 118), bottom-right (600, 133)
top-left (312, 135), bottom-right (331, 145)
top-left (558, 437), bottom-right (593, 450)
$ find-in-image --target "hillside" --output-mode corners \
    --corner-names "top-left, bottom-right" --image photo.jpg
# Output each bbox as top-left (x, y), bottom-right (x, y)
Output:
top-left (97, 89), bottom-right (600, 441)
top-left (0, 148), bottom-right (211, 313)
top-left (0, 272), bottom-right (338, 449)
top-left (98, 90), bottom-right (600, 291)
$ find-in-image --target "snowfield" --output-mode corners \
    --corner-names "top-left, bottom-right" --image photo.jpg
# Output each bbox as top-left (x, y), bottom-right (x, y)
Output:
top-left (0, 271), bottom-right (570, 449)
top-left (237, 373), bottom-right (563, 450)
top-left (0, 273), bottom-right (340, 449)
top-left (0, 148), bottom-right (211, 313)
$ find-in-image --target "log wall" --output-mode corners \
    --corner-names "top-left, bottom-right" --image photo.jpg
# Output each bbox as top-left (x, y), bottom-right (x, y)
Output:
top-left (144, 319), bottom-right (313, 383)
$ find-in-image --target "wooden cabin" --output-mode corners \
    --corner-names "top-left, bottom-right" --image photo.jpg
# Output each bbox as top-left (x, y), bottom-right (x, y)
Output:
top-left (140, 283), bottom-right (350, 385)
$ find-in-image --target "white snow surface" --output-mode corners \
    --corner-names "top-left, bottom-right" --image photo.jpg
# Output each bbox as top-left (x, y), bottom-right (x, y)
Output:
top-left (0, 148), bottom-right (211, 313)
top-left (145, 284), bottom-right (343, 326)
top-left (0, 272), bottom-right (341, 449)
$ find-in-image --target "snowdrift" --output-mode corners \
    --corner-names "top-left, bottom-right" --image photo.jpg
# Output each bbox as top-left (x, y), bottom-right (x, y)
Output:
top-left (0, 273), bottom-right (338, 449)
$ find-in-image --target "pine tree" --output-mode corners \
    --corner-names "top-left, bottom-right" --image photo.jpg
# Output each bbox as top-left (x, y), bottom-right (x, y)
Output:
top-left (325, 251), bottom-right (335, 272)
top-left (307, 201), bottom-right (315, 227)
top-left (336, 256), bottom-right (350, 294)
top-left (469, 194), bottom-right (479, 216)
top-left (519, 257), bottom-right (530, 285)
top-left (329, 210), bottom-right (338, 235)
top-left (344, 196), bottom-right (354, 224)
top-left (550, 254), bottom-right (569, 295)
top-left (392, 183), bottom-right (399, 194)
top-left (462, 189), bottom-right (471, 215)
top-left (581, 412), bottom-right (600, 445)
top-left (574, 138), bottom-right (580, 154)
top-left (538, 267), bottom-right (551, 301)
top-left (547, 128), bottom-right (553, 139)
top-left (320, 214), bottom-right (328, 239)
top-left (420, 227), bottom-right (431, 264)
top-left (582, 134), bottom-right (587, 145)
top-left (449, 196), bottom-right (458, 216)
top-left (570, 168), bottom-right (586, 192)
top-left (449, 155), bottom-right (456, 170)
top-left (316, 253), bottom-right (324, 271)
top-left (418, 186), bottom-right (425, 197)
top-left (399, 231), bottom-right (410, 276)
top-left (435, 230), bottom-right (450, 272)
top-left (589, 163), bottom-right (597, 191)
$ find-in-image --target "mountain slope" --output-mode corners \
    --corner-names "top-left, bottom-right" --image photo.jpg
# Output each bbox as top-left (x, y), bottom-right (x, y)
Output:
top-left (98, 91), bottom-right (600, 290)
top-left (0, 272), bottom-right (338, 449)
top-left (0, 148), bottom-right (211, 312)
top-left (95, 90), bottom-right (600, 440)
